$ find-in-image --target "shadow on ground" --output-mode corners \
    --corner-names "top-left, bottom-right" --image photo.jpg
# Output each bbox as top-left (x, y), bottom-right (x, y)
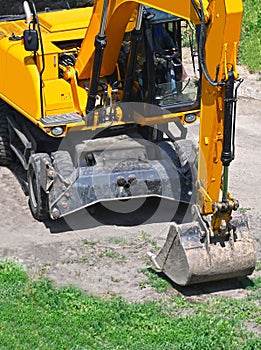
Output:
top-left (146, 268), bottom-right (255, 296)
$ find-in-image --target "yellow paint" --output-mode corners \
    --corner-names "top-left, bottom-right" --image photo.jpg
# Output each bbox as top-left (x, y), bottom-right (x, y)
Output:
top-left (44, 79), bottom-right (74, 114)
top-left (38, 7), bottom-right (93, 32)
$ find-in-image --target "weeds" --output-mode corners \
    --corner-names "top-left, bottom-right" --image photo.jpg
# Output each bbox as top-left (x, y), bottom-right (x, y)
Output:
top-left (99, 248), bottom-right (126, 262)
top-left (107, 236), bottom-right (129, 246)
top-left (238, 207), bottom-right (251, 214)
top-left (62, 256), bottom-right (89, 264)
top-left (136, 230), bottom-right (161, 250)
top-left (82, 239), bottom-right (98, 246)
top-left (139, 268), bottom-right (171, 293)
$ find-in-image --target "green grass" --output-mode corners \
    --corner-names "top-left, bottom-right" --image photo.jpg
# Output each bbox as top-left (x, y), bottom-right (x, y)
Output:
top-left (0, 261), bottom-right (260, 350)
top-left (139, 268), bottom-right (171, 293)
top-left (239, 0), bottom-right (261, 71)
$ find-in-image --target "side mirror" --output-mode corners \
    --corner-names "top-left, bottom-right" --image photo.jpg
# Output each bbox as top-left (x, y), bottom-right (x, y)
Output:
top-left (23, 29), bottom-right (39, 51)
top-left (23, 1), bottom-right (38, 51)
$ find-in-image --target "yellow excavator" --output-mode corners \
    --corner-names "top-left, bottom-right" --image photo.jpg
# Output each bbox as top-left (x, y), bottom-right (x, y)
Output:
top-left (0, 0), bottom-right (256, 285)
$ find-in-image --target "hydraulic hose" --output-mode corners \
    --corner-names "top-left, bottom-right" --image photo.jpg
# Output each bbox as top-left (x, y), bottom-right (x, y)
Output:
top-left (123, 5), bottom-right (143, 102)
top-left (191, 0), bottom-right (224, 87)
top-left (86, 0), bottom-right (109, 115)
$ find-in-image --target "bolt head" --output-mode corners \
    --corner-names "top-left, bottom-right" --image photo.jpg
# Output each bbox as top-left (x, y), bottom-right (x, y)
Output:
top-left (52, 207), bottom-right (60, 219)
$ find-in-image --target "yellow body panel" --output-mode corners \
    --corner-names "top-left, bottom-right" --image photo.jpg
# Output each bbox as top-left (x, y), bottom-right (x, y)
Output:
top-left (38, 7), bottom-right (93, 32)
top-left (44, 79), bottom-right (74, 114)
top-left (43, 79), bottom-right (87, 116)
top-left (0, 36), bottom-right (42, 120)
top-left (0, 9), bottom-right (91, 122)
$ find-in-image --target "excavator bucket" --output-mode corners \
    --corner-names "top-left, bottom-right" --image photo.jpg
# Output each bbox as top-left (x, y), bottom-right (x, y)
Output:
top-left (149, 216), bottom-right (256, 286)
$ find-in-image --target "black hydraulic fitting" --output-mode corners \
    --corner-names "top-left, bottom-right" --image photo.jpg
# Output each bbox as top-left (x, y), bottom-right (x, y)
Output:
top-left (123, 29), bottom-right (142, 102)
top-left (86, 34), bottom-right (107, 115)
top-left (221, 71), bottom-right (236, 166)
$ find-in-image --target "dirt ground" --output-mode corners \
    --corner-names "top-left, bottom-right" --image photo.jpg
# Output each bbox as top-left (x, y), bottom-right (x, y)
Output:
top-left (0, 65), bottom-right (260, 303)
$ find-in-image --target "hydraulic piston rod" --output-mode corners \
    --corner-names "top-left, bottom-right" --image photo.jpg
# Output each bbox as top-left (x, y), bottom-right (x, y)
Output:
top-left (221, 71), bottom-right (242, 201)
top-left (86, 0), bottom-right (109, 115)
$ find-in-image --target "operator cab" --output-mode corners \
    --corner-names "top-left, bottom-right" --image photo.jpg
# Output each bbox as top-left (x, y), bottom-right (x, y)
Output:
top-left (120, 7), bottom-right (200, 113)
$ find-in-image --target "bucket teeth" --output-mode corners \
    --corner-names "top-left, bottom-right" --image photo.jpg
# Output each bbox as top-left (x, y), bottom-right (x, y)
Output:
top-left (149, 217), bottom-right (256, 286)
